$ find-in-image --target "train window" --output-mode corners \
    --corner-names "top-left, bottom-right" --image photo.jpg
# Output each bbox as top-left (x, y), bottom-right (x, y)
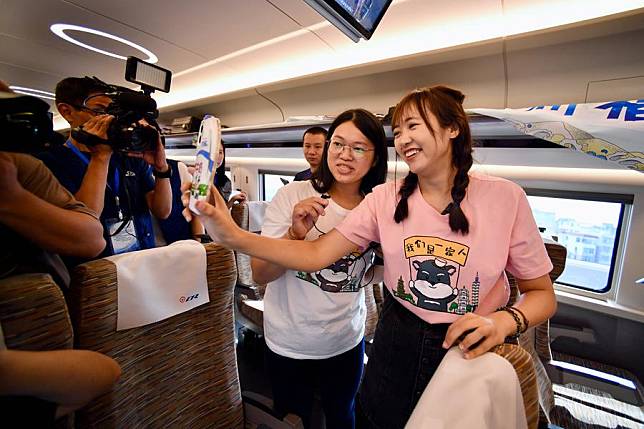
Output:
top-left (260, 171), bottom-right (295, 201)
top-left (525, 190), bottom-right (630, 293)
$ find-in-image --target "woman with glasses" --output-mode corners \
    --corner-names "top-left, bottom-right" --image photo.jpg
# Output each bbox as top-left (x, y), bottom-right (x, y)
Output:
top-left (249, 109), bottom-right (388, 429)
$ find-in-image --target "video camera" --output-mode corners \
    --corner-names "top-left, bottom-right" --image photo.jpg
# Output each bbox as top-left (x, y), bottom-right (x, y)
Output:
top-left (72, 57), bottom-right (172, 152)
top-left (0, 91), bottom-right (65, 153)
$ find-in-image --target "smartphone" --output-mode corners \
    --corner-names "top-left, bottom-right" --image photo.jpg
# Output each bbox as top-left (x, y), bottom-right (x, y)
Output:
top-left (189, 115), bottom-right (221, 213)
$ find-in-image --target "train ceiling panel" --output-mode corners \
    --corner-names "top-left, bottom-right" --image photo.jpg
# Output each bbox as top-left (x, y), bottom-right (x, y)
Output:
top-left (2, 0), bottom-right (643, 126)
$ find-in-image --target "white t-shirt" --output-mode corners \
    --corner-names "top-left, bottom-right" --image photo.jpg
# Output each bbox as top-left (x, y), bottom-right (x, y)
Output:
top-left (261, 181), bottom-right (378, 359)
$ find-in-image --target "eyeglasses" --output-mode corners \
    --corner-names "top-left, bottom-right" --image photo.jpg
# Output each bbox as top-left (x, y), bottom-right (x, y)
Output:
top-left (75, 105), bottom-right (108, 115)
top-left (72, 94), bottom-right (111, 115)
top-left (328, 141), bottom-right (375, 159)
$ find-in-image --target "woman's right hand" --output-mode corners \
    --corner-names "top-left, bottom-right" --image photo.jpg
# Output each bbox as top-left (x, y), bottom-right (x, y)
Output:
top-left (181, 181), bottom-right (241, 246)
top-left (290, 196), bottom-right (329, 240)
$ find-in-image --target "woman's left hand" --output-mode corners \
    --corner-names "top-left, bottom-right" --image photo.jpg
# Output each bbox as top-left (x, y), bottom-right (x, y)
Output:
top-left (442, 312), bottom-right (516, 359)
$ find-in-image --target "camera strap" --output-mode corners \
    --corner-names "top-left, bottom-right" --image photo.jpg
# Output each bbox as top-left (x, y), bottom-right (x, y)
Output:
top-left (65, 140), bottom-right (122, 220)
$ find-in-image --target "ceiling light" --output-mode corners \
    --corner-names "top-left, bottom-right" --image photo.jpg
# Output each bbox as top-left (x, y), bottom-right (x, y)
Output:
top-left (50, 23), bottom-right (158, 63)
top-left (9, 86), bottom-right (55, 100)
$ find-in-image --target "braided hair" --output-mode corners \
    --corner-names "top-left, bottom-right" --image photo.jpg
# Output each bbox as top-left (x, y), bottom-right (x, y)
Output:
top-left (392, 86), bottom-right (474, 234)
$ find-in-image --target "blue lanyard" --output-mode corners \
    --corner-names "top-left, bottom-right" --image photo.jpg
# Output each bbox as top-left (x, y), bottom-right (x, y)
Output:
top-left (65, 140), bottom-right (120, 195)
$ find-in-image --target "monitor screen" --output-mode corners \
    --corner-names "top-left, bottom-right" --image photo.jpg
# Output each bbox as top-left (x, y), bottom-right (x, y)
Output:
top-left (304, 0), bottom-right (393, 41)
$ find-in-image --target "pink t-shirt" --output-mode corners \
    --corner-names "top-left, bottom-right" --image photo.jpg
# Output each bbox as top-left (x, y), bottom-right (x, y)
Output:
top-left (336, 172), bottom-right (553, 324)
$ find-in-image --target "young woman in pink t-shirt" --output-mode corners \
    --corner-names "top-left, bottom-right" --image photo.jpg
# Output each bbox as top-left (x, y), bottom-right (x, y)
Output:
top-left (184, 86), bottom-right (557, 429)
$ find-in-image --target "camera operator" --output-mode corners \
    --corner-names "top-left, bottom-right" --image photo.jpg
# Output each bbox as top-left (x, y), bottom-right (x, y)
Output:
top-left (0, 82), bottom-right (105, 286)
top-left (38, 77), bottom-right (172, 257)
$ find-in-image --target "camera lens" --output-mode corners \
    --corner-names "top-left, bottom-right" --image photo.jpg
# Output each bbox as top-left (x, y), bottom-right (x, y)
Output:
top-left (129, 124), bottom-right (158, 152)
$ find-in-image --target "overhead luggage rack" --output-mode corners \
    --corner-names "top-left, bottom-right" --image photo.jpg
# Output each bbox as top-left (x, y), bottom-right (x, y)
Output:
top-left (163, 114), bottom-right (561, 149)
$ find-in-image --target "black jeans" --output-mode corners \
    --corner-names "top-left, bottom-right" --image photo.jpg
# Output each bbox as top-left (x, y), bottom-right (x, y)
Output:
top-left (266, 339), bottom-right (365, 429)
top-left (358, 289), bottom-right (449, 429)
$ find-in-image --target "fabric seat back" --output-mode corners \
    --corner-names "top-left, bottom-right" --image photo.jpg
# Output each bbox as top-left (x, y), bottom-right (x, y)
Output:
top-left (68, 243), bottom-right (243, 428)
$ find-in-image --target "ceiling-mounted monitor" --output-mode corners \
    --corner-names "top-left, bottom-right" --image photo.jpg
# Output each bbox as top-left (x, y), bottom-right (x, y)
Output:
top-left (303, 0), bottom-right (393, 42)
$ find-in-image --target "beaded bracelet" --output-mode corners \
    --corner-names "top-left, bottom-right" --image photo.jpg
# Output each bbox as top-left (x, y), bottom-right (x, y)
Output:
top-left (510, 306), bottom-right (530, 333)
top-left (498, 307), bottom-right (522, 340)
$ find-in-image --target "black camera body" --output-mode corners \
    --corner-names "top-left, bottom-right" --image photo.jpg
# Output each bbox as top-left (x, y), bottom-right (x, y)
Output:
top-left (104, 89), bottom-right (160, 152)
top-left (0, 92), bottom-right (65, 153)
top-left (71, 82), bottom-right (161, 152)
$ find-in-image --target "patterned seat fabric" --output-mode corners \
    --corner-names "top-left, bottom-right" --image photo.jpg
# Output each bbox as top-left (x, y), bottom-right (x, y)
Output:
top-left (0, 273), bottom-right (74, 428)
top-left (363, 284), bottom-right (379, 342)
top-left (230, 202), bottom-right (265, 293)
top-left (491, 343), bottom-right (540, 429)
top-left (68, 243), bottom-right (243, 428)
top-left (0, 273), bottom-right (73, 351)
top-left (506, 238), bottom-right (567, 427)
top-left (231, 202), bottom-right (267, 336)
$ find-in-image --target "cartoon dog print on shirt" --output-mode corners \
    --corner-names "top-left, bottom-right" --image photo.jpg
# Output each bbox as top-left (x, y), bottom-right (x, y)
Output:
top-left (409, 258), bottom-right (458, 311)
top-left (297, 251), bottom-right (369, 293)
top-left (316, 254), bottom-right (364, 292)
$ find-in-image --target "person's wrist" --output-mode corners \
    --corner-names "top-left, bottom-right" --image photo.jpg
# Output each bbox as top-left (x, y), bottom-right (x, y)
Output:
top-left (154, 161), bottom-right (169, 172)
top-left (154, 163), bottom-right (172, 179)
top-left (91, 150), bottom-right (112, 162)
top-left (492, 310), bottom-right (518, 339)
top-left (286, 226), bottom-right (303, 240)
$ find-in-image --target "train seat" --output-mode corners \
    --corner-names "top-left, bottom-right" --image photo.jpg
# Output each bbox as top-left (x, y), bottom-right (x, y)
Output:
top-left (0, 273), bottom-right (73, 352)
top-left (507, 238), bottom-right (568, 427)
top-left (67, 243), bottom-right (301, 428)
top-left (230, 202), bottom-right (267, 337)
top-left (407, 343), bottom-right (537, 429)
top-left (0, 273), bottom-right (75, 428)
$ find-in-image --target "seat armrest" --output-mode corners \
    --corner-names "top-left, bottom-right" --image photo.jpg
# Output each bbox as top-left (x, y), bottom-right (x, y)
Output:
top-left (242, 391), bottom-right (304, 429)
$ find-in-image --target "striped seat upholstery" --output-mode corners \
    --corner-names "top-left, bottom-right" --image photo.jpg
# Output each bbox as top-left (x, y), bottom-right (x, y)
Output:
top-left (363, 284), bottom-right (379, 342)
top-left (231, 202), bottom-right (267, 335)
top-left (0, 273), bottom-right (73, 351)
top-left (506, 238), bottom-right (567, 427)
top-left (0, 273), bottom-right (74, 429)
top-left (372, 282), bottom-right (384, 315)
top-left (230, 202), bottom-right (265, 294)
top-left (68, 244), bottom-right (243, 428)
top-left (491, 343), bottom-right (540, 429)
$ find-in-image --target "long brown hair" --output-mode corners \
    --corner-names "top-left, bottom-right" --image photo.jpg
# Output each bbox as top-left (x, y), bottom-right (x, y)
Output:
top-left (391, 86), bottom-right (473, 234)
